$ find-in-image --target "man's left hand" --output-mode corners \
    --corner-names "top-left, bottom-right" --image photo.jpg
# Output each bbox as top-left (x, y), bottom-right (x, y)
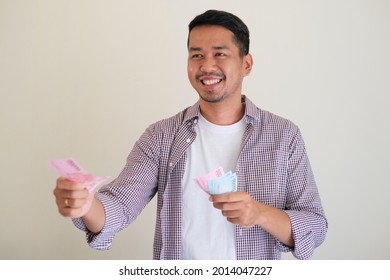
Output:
top-left (210, 191), bottom-right (263, 228)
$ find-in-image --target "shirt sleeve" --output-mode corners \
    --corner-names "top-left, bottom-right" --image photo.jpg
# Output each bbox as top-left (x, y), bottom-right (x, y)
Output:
top-left (72, 124), bottom-right (160, 250)
top-left (276, 127), bottom-right (328, 259)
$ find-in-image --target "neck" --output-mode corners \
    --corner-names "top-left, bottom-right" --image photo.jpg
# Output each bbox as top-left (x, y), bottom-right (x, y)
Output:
top-left (199, 95), bottom-right (245, 125)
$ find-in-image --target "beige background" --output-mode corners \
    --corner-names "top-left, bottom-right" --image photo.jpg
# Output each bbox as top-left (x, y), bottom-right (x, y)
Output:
top-left (1, 0), bottom-right (389, 259)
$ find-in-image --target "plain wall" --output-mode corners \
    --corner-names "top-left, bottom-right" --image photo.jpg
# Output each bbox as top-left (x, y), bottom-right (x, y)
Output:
top-left (0, 0), bottom-right (389, 260)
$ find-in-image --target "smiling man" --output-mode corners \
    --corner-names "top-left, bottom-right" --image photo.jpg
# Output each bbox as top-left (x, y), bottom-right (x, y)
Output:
top-left (53, 10), bottom-right (328, 260)
top-left (187, 24), bottom-right (252, 125)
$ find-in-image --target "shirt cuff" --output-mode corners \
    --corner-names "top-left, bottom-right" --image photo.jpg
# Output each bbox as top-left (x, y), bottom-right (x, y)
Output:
top-left (72, 192), bottom-right (125, 250)
top-left (276, 210), bottom-right (319, 259)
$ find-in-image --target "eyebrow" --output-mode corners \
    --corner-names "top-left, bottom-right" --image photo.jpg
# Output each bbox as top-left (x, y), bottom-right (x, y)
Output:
top-left (189, 45), bottom-right (229, 52)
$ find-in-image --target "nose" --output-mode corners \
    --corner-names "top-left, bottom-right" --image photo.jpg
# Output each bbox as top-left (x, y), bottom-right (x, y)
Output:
top-left (200, 56), bottom-right (217, 73)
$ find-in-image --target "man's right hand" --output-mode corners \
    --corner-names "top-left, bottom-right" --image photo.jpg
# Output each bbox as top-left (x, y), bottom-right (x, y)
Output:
top-left (53, 177), bottom-right (94, 218)
top-left (53, 177), bottom-right (105, 233)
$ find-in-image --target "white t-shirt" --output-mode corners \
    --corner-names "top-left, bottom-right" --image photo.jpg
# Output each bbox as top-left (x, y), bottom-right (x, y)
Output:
top-left (182, 113), bottom-right (246, 259)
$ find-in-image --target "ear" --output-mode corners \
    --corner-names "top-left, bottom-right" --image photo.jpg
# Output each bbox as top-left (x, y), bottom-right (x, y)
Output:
top-left (243, 53), bottom-right (253, 76)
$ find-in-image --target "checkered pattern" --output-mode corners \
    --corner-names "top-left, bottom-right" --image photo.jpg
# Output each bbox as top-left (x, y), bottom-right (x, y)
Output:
top-left (73, 96), bottom-right (327, 260)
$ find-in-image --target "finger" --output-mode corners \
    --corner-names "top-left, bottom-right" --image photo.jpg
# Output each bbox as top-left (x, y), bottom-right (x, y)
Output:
top-left (227, 217), bottom-right (255, 228)
top-left (57, 196), bottom-right (88, 209)
top-left (209, 192), bottom-right (247, 203)
top-left (58, 206), bottom-right (85, 218)
top-left (226, 217), bottom-right (246, 226)
top-left (53, 188), bottom-right (89, 210)
top-left (213, 201), bottom-right (243, 211)
top-left (59, 188), bottom-right (90, 200)
top-left (221, 209), bottom-right (241, 218)
top-left (54, 189), bottom-right (90, 212)
top-left (56, 177), bottom-right (88, 191)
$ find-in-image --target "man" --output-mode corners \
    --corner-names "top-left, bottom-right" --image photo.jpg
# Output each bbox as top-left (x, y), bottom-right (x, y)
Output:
top-left (53, 10), bottom-right (327, 260)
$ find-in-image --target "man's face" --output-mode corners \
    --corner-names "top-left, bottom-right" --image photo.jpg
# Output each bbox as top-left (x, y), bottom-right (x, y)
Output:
top-left (187, 25), bottom-right (252, 104)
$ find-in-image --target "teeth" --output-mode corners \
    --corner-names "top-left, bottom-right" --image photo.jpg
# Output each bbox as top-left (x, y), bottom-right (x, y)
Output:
top-left (203, 79), bottom-right (221, 85)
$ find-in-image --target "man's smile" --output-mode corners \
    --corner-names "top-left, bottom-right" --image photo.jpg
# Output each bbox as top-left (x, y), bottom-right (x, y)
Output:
top-left (201, 78), bottom-right (223, 85)
top-left (196, 73), bottom-right (226, 87)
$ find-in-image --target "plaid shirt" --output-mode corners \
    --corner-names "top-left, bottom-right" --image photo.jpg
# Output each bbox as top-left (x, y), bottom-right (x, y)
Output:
top-left (74, 96), bottom-right (327, 260)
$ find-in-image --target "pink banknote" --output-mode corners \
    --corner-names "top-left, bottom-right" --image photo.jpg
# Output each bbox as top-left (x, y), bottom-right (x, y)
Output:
top-left (49, 158), bottom-right (110, 191)
top-left (194, 166), bottom-right (224, 194)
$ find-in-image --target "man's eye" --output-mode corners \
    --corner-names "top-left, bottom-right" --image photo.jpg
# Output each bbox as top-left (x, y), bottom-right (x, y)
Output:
top-left (215, 53), bottom-right (226, 57)
top-left (192, 54), bottom-right (203, 59)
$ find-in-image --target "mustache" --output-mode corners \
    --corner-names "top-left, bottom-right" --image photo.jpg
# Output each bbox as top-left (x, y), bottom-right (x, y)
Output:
top-left (195, 72), bottom-right (226, 80)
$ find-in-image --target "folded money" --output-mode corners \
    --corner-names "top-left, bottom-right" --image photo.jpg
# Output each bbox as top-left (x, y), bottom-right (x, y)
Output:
top-left (194, 166), bottom-right (224, 194)
top-left (207, 171), bottom-right (237, 195)
top-left (49, 158), bottom-right (110, 191)
top-left (194, 167), bottom-right (237, 195)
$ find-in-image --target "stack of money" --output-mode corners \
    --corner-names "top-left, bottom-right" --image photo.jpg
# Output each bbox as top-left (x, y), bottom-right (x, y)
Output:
top-left (194, 167), bottom-right (237, 195)
top-left (49, 158), bottom-right (110, 192)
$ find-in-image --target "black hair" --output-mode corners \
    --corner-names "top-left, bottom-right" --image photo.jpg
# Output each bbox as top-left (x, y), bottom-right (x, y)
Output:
top-left (188, 10), bottom-right (250, 57)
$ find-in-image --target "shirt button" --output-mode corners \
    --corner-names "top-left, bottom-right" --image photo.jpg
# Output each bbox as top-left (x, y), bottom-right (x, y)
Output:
top-left (186, 138), bottom-right (191, 143)
top-left (169, 162), bottom-right (173, 167)
top-left (193, 119), bottom-right (198, 124)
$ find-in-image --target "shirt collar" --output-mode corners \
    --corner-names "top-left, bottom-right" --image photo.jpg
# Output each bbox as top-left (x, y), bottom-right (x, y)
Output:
top-left (182, 95), bottom-right (260, 126)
